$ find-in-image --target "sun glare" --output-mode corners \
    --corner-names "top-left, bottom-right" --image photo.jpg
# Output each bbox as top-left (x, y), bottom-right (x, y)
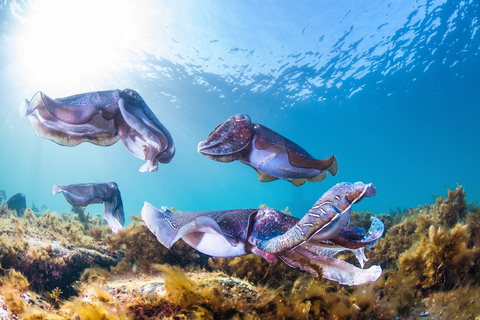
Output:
top-left (15, 0), bottom-right (142, 92)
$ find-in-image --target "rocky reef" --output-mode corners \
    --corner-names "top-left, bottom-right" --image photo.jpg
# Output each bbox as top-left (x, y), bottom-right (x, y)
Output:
top-left (0, 185), bottom-right (479, 319)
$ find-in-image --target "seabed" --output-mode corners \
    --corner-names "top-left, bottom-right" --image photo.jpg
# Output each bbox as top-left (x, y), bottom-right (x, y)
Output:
top-left (0, 185), bottom-right (479, 320)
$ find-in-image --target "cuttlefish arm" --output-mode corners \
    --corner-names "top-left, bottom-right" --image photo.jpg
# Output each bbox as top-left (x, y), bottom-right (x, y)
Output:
top-left (197, 114), bottom-right (254, 162)
top-left (141, 202), bottom-right (258, 257)
top-left (249, 182), bottom-right (383, 285)
top-left (21, 89), bottom-right (175, 172)
top-left (250, 182), bottom-right (376, 253)
top-left (52, 182), bottom-right (124, 233)
top-left (116, 90), bottom-right (175, 172)
top-left (329, 216), bottom-right (385, 249)
top-left (281, 218), bottom-right (384, 286)
top-left (289, 216), bottom-right (384, 270)
top-left (279, 246), bottom-right (382, 286)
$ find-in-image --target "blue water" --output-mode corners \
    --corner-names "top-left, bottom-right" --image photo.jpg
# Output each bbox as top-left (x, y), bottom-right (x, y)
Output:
top-left (0, 0), bottom-right (479, 223)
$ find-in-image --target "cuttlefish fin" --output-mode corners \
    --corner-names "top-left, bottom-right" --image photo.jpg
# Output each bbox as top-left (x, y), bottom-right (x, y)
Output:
top-left (171, 215), bottom-right (236, 247)
top-left (257, 170), bottom-right (278, 182)
top-left (307, 171), bottom-right (328, 183)
top-left (240, 161), bottom-right (279, 182)
top-left (253, 124), bottom-right (337, 174)
top-left (255, 137), bottom-right (337, 175)
top-left (287, 151), bottom-right (338, 175)
top-left (289, 179), bottom-right (307, 186)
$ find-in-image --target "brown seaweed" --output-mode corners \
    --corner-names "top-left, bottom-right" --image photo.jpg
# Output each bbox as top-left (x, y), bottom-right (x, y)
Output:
top-left (1, 185), bottom-right (480, 319)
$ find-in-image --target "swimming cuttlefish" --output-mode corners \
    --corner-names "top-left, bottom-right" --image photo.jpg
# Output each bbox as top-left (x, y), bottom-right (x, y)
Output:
top-left (198, 113), bottom-right (338, 186)
top-left (53, 182), bottom-right (125, 233)
top-left (21, 89), bottom-right (175, 172)
top-left (142, 181), bottom-right (384, 285)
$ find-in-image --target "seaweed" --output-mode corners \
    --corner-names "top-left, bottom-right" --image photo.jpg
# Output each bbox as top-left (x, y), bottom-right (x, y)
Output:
top-left (368, 217), bottom-right (418, 269)
top-left (46, 287), bottom-right (63, 309)
top-left (0, 208), bottom-right (119, 297)
top-left (0, 185), bottom-right (479, 319)
top-left (105, 218), bottom-right (209, 270)
top-left (435, 185), bottom-right (468, 227)
top-left (207, 254), bottom-right (305, 290)
top-left (424, 286), bottom-right (480, 319)
top-left (136, 264), bottom-right (393, 319)
top-left (0, 269), bottom-right (30, 316)
top-left (398, 224), bottom-right (480, 291)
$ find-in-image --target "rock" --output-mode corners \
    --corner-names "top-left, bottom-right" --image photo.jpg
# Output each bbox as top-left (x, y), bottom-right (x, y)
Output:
top-left (6, 193), bottom-right (26, 216)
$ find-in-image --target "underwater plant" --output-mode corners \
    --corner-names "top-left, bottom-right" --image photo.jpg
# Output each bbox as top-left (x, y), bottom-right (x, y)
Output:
top-left (0, 185), bottom-right (479, 319)
top-left (46, 287), bottom-right (63, 309)
top-left (0, 207), bottom-right (119, 297)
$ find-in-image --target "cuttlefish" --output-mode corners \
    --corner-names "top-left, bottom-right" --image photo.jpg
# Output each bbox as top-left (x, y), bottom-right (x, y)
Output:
top-left (53, 182), bottom-right (124, 233)
top-left (142, 182), bottom-right (384, 285)
top-left (198, 114), bottom-right (338, 186)
top-left (21, 89), bottom-right (175, 172)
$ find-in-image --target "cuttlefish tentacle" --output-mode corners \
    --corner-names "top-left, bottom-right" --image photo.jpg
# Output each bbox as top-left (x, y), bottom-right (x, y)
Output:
top-left (198, 114), bottom-right (337, 186)
top-left (52, 182), bottom-right (124, 233)
top-left (251, 182), bottom-right (376, 253)
top-left (279, 247), bottom-right (382, 286)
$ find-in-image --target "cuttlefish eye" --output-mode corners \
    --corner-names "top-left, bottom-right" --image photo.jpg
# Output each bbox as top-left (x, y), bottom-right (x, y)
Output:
top-left (234, 114), bottom-right (250, 122)
top-left (126, 90), bottom-right (138, 98)
top-left (263, 209), bottom-right (276, 216)
top-left (108, 182), bottom-right (118, 190)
